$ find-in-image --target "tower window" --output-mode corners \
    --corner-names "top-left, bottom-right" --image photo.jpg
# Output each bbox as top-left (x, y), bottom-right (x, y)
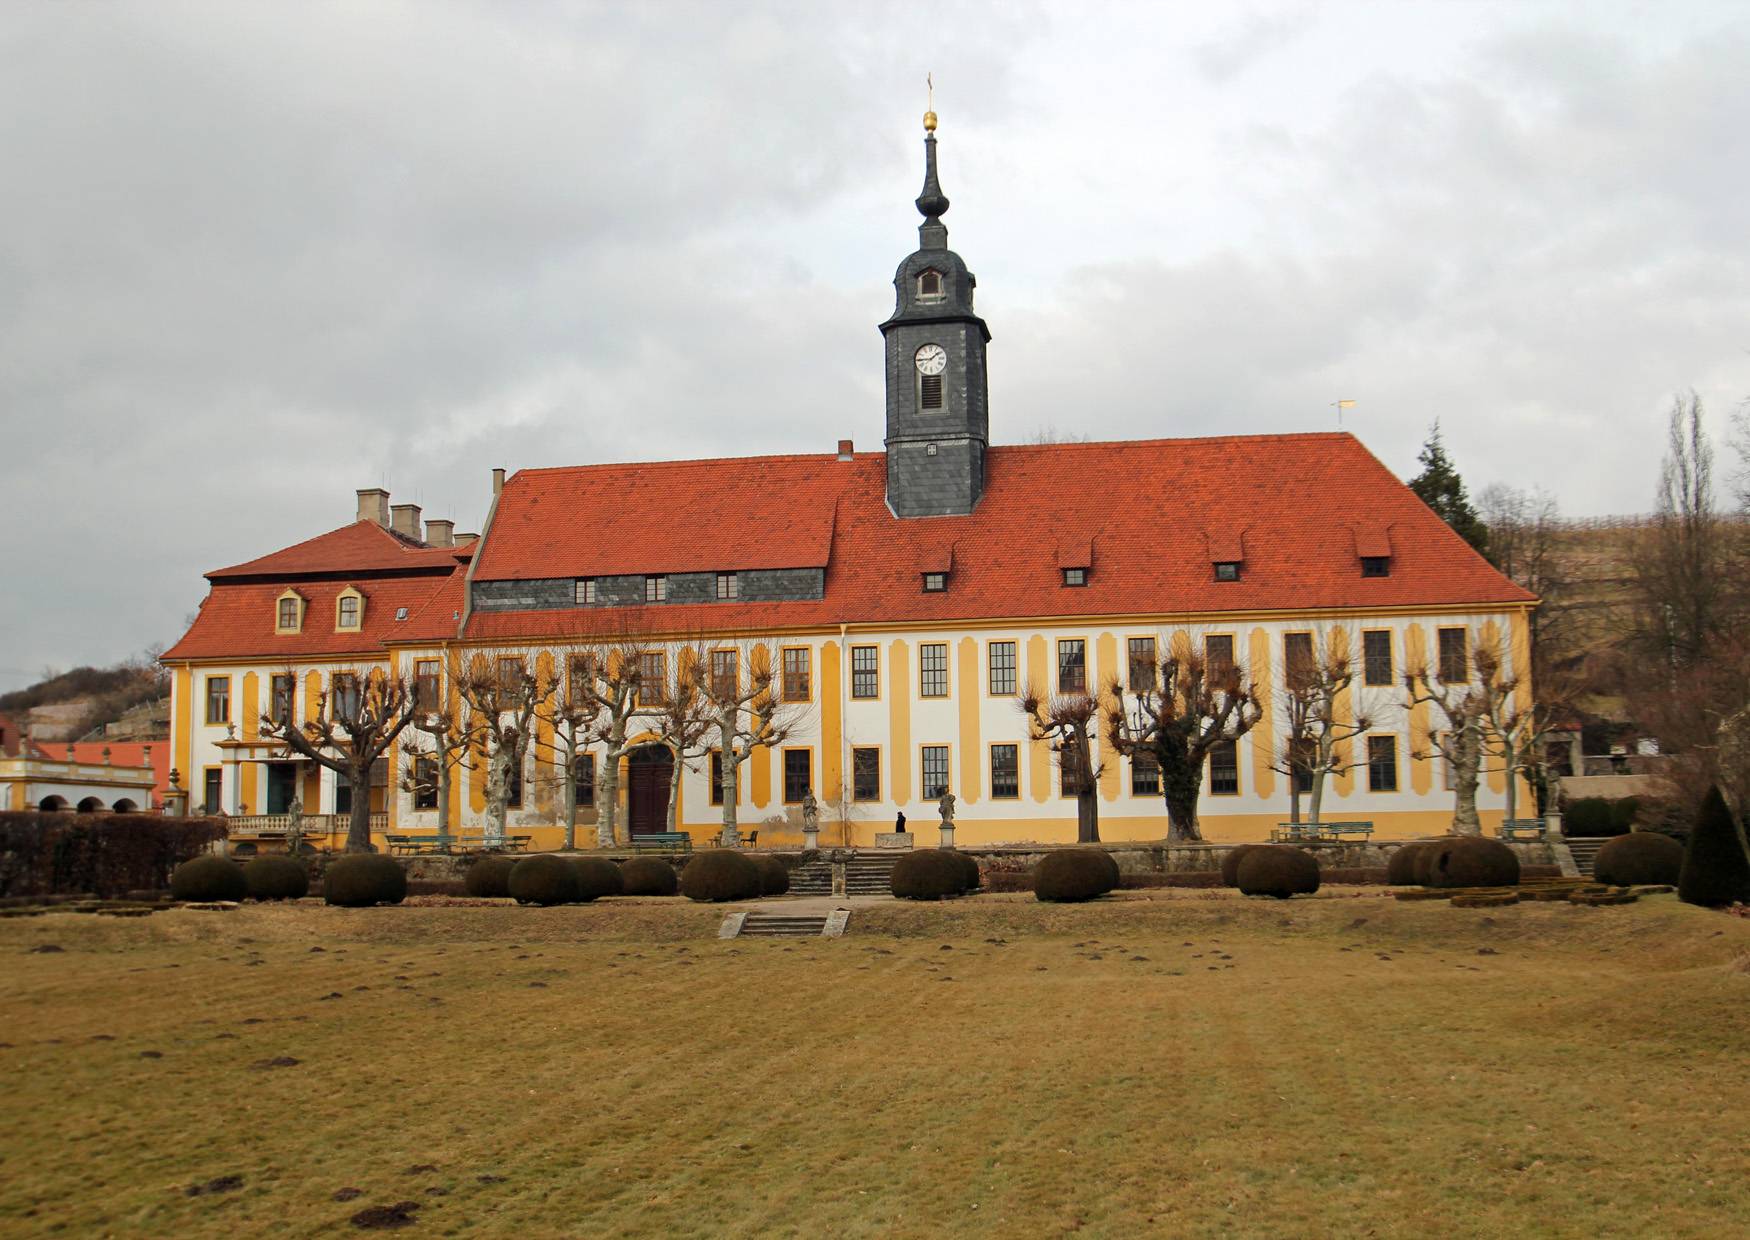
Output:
top-left (920, 373), bottom-right (943, 409)
top-left (917, 269), bottom-right (943, 300)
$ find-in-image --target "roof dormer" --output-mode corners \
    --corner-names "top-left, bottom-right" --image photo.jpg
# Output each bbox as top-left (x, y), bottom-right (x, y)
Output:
top-left (1206, 529), bottom-right (1246, 582)
top-left (335, 586), bottom-right (365, 633)
top-left (275, 589), bottom-right (306, 634)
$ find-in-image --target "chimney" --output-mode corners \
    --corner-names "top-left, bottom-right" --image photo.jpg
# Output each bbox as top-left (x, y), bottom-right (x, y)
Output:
top-left (837, 439), bottom-right (854, 461)
top-left (391, 503), bottom-right (422, 540)
top-left (453, 532), bottom-right (478, 546)
top-left (356, 487), bottom-right (390, 526)
top-left (424, 518), bottom-right (455, 548)
top-left (492, 467), bottom-right (506, 497)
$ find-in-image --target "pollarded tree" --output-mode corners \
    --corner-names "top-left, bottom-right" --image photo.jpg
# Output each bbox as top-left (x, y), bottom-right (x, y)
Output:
top-left (565, 639), bottom-right (661, 848)
top-left (1270, 628), bottom-right (1379, 825)
top-left (1409, 420), bottom-right (1489, 554)
top-left (1020, 682), bottom-right (1104, 843)
top-left (260, 666), bottom-right (422, 852)
top-left (527, 649), bottom-right (604, 851)
top-left (1106, 631), bottom-right (1263, 843)
top-left (398, 654), bottom-right (474, 836)
top-left (635, 643), bottom-right (717, 834)
top-left (698, 642), bottom-right (808, 847)
top-left (454, 650), bottom-right (557, 846)
top-left (1405, 632), bottom-right (1490, 836)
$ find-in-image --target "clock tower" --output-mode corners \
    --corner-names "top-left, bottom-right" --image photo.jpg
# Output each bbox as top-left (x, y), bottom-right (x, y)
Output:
top-left (881, 110), bottom-right (991, 518)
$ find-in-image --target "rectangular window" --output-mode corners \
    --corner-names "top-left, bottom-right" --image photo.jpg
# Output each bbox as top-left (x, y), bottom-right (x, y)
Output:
top-left (270, 674), bottom-right (295, 726)
top-left (413, 660), bottom-right (439, 712)
top-left (1213, 561), bottom-right (1241, 582)
top-left (716, 572), bottom-right (738, 600)
top-left (645, 575), bottom-right (667, 603)
top-left (1131, 749), bottom-right (1161, 797)
top-left (921, 745), bottom-right (950, 799)
top-left (851, 645), bottom-right (879, 699)
top-left (505, 752), bottom-right (523, 809)
top-left (332, 673), bottom-right (360, 719)
top-left (497, 656), bottom-right (525, 702)
top-left (204, 675), bottom-right (230, 725)
top-left (852, 747), bottom-right (881, 802)
top-left (920, 372), bottom-right (943, 409)
top-left (1209, 740), bottom-right (1240, 795)
top-left (1284, 632), bottom-right (1314, 689)
top-left (710, 650), bottom-right (738, 700)
top-left (782, 647), bottom-right (811, 702)
top-left (1368, 734), bottom-right (1399, 792)
top-left (1128, 637), bottom-right (1157, 692)
top-left (335, 770), bottom-right (353, 816)
top-left (1205, 634), bottom-right (1235, 682)
top-left (709, 751), bottom-right (725, 806)
top-left (574, 578), bottom-right (596, 605)
top-left (202, 767), bottom-right (223, 815)
top-left (413, 756), bottom-right (438, 810)
top-left (919, 643), bottom-right (948, 697)
top-left (1060, 743), bottom-right (1086, 796)
top-left (1062, 567), bottom-right (1087, 587)
top-left (990, 743), bottom-right (1020, 799)
top-left (923, 572), bottom-right (946, 593)
top-left (1438, 628), bottom-right (1468, 682)
top-left (639, 652), bottom-right (667, 703)
top-left (1058, 639), bottom-right (1087, 695)
top-left (568, 653), bottom-right (594, 705)
top-left (783, 748), bottom-right (812, 803)
top-left (1363, 630), bottom-right (1394, 687)
top-left (1290, 736), bottom-right (1314, 794)
top-left (574, 752), bottom-right (596, 806)
top-left (1361, 556), bottom-right (1391, 577)
top-left (338, 595), bottom-right (360, 628)
top-left (277, 597), bottom-right (299, 629)
top-left (988, 641), bottom-right (1017, 696)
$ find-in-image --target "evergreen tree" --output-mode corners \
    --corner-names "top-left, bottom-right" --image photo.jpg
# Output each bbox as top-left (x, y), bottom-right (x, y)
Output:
top-left (1408, 421), bottom-right (1489, 553)
top-left (1678, 786), bottom-right (1750, 908)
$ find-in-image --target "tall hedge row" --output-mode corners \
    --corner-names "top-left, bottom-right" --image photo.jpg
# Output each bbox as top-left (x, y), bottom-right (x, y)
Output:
top-left (0, 811), bottom-right (229, 898)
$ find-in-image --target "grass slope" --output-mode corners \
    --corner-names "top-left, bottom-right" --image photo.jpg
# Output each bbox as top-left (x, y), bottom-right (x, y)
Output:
top-left (2, 892), bottom-right (1747, 1238)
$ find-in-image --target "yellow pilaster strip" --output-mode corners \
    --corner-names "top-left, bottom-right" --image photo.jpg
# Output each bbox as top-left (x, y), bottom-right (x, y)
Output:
top-left (303, 671), bottom-right (324, 808)
top-left (821, 640), bottom-right (843, 804)
top-left (1249, 626), bottom-right (1275, 800)
top-left (888, 640), bottom-right (912, 806)
top-left (1026, 635), bottom-right (1051, 803)
top-left (240, 672), bottom-right (259, 814)
top-left (1480, 619), bottom-right (1507, 795)
top-left (957, 637), bottom-right (980, 804)
top-left (173, 665), bottom-right (192, 797)
top-left (1405, 624), bottom-right (1431, 796)
top-left (1095, 632), bottom-right (1120, 802)
top-left (1329, 628), bottom-right (1355, 797)
top-left (533, 651), bottom-right (556, 822)
top-left (750, 643), bottom-right (772, 809)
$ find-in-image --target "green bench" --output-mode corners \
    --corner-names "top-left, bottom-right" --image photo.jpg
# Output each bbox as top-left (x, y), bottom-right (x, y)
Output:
top-left (631, 831), bottom-right (693, 853)
top-left (1272, 820), bottom-right (1374, 842)
top-left (1497, 819), bottom-right (1546, 841)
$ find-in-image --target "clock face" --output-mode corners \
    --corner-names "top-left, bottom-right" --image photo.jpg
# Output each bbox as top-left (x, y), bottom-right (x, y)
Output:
top-left (914, 343), bottom-right (948, 376)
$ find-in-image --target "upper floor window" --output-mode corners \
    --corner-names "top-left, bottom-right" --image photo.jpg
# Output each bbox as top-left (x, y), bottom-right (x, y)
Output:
top-left (1362, 630), bottom-right (1394, 687)
top-left (919, 643), bottom-right (949, 698)
top-left (1213, 561), bottom-right (1241, 582)
top-left (710, 650), bottom-right (739, 700)
top-left (1058, 639), bottom-right (1087, 695)
top-left (923, 572), bottom-right (946, 593)
top-left (917, 268), bottom-right (944, 301)
top-left (1438, 627), bottom-right (1468, 682)
top-left (1062, 567), bottom-right (1087, 588)
top-left (1128, 637), bottom-right (1157, 692)
top-left (332, 673), bottom-right (361, 720)
top-left (276, 595), bottom-right (301, 632)
top-left (851, 645), bottom-right (879, 699)
top-left (988, 641), bottom-right (1017, 696)
top-left (781, 648), bottom-right (811, 702)
top-left (645, 576), bottom-right (667, 604)
top-left (1284, 631), bottom-right (1315, 689)
top-left (716, 573), bottom-right (738, 600)
top-left (414, 660), bottom-right (440, 712)
top-left (639, 651), bottom-right (668, 703)
top-left (336, 589), bottom-right (363, 630)
top-left (270, 673), bottom-right (295, 725)
top-left (1205, 634), bottom-right (1236, 682)
top-left (575, 578), bottom-right (596, 605)
top-left (1361, 556), bottom-right (1391, 578)
top-left (204, 676), bottom-right (230, 725)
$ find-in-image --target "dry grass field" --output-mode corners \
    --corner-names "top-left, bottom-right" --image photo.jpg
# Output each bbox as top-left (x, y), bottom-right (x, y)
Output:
top-left (2, 890), bottom-right (1748, 1239)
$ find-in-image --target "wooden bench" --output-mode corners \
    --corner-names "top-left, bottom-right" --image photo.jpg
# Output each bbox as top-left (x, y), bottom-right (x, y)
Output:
top-left (1315, 820), bottom-right (1374, 841)
top-left (631, 831), bottom-right (693, 853)
top-left (741, 830), bottom-right (758, 849)
top-left (1272, 820), bottom-right (1374, 842)
top-left (1497, 819), bottom-right (1546, 841)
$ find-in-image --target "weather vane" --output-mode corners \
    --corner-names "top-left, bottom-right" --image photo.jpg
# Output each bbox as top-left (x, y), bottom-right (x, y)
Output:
top-left (1332, 398), bottom-right (1356, 428)
top-left (924, 72), bottom-right (937, 132)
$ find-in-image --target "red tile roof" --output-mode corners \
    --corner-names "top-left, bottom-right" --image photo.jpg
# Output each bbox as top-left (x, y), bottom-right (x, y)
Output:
top-left (464, 432), bottom-right (1533, 642)
top-left (209, 520), bottom-right (466, 580)
top-left (163, 576), bottom-right (462, 661)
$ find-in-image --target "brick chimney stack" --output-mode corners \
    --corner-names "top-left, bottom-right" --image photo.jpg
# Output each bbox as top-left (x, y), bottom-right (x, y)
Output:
top-left (390, 503), bottom-right (422, 541)
top-left (492, 467), bottom-right (506, 497)
top-left (424, 518), bottom-right (455, 548)
top-left (356, 488), bottom-right (390, 526)
top-left (837, 439), bottom-right (854, 461)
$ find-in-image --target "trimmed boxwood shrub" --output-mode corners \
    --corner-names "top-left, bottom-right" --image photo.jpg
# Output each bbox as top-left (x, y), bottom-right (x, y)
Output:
top-left (1422, 837), bottom-right (1520, 889)
top-left (1679, 787), bottom-right (1750, 909)
top-left (1387, 841), bottom-right (1438, 886)
top-left (1033, 849), bottom-right (1114, 903)
top-left (1564, 797), bottom-right (1630, 837)
top-left (1610, 797), bottom-right (1641, 834)
top-left (679, 850), bottom-right (763, 902)
top-left (619, 856), bottom-right (678, 896)
top-left (464, 854), bottom-right (518, 898)
top-left (1235, 847), bottom-right (1320, 899)
top-left (950, 850), bottom-right (982, 892)
top-left (243, 855), bottom-right (309, 901)
top-left (752, 855), bottom-right (790, 896)
top-left (571, 856), bottom-right (624, 902)
top-left (891, 850), bottom-right (966, 901)
top-left (1594, 831), bottom-right (1683, 887)
top-left (170, 854), bottom-right (247, 902)
top-left (1221, 844), bottom-right (1268, 887)
top-left (323, 854), bottom-right (408, 907)
top-left (508, 855), bottom-right (580, 906)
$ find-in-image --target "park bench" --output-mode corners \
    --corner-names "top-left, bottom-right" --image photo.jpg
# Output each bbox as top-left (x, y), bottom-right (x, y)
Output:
top-left (1272, 820), bottom-right (1374, 843)
top-left (741, 830), bottom-right (759, 848)
top-left (1497, 819), bottom-right (1547, 841)
top-left (631, 831), bottom-right (693, 854)
top-left (1314, 821), bottom-right (1374, 841)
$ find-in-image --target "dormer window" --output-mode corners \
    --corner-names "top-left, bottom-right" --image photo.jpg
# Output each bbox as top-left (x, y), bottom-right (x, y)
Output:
top-left (645, 575), bottom-right (667, 603)
top-left (335, 587), bottom-right (364, 631)
top-left (923, 572), bottom-right (946, 593)
top-left (717, 573), bottom-right (738, 600)
top-left (1062, 567), bottom-right (1087, 587)
top-left (1361, 556), bottom-right (1391, 578)
top-left (1214, 561), bottom-right (1241, 582)
top-left (275, 589), bottom-right (305, 634)
top-left (574, 578), bottom-right (596, 605)
top-left (917, 268), bottom-right (944, 301)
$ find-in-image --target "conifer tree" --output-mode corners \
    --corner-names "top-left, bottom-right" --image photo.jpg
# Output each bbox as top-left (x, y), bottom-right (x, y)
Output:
top-left (1409, 421), bottom-right (1489, 553)
top-left (1678, 786), bottom-right (1750, 908)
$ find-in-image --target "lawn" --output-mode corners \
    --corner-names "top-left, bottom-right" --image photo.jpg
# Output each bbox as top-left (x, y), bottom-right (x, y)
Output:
top-left (2, 890), bottom-right (1748, 1238)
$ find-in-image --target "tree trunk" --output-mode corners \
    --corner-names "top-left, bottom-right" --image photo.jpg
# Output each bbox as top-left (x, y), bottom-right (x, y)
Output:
top-left (718, 718), bottom-right (740, 848)
top-left (665, 744), bottom-right (684, 833)
top-left (1451, 719), bottom-right (1483, 836)
top-left (1076, 788), bottom-right (1100, 843)
top-left (483, 743), bottom-right (510, 845)
top-left (345, 761), bottom-right (375, 853)
top-left (437, 758), bottom-right (451, 835)
top-left (1308, 733), bottom-right (1335, 824)
top-left (1503, 744), bottom-right (1519, 821)
top-left (1159, 738), bottom-right (1205, 843)
top-left (561, 739), bottom-right (577, 852)
top-left (596, 720), bottom-right (624, 848)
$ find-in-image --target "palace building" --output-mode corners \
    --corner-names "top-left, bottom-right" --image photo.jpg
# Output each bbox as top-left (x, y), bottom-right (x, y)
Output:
top-left (162, 115), bottom-right (1536, 848)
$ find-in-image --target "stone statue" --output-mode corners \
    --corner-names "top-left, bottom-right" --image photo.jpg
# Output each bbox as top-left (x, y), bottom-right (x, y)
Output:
top-left (801, 791), bottom-right (819, 832)
top-left (937, 790), bottom-right (956, 824)
top-left (287, 795), bottom-right (305, 853)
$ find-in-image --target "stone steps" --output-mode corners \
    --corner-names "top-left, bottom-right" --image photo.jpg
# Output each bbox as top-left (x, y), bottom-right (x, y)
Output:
top-left (786, 851), bottom-right (907, 896)
top-left (737, 912), bottom-right (831, 937)
top-left (1565, 837), bottom-right (1610, 878)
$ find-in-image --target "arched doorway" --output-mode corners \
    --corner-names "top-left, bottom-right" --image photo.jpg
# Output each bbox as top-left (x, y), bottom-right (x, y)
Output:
top-left (76, 797), bottom-right (105, 813)
top-left (38, 795), bottom-right (69, 812)
top-left (627, 747), bottom-right (674, 839)
top-left (112, 799), bottom-right (139, 814)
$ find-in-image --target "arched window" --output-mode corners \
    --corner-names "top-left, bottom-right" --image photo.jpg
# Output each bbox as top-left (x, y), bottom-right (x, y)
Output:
top-left (76, 796), bottom-right (105, 813)
top-left (917, 269), bottom-right (943, 301)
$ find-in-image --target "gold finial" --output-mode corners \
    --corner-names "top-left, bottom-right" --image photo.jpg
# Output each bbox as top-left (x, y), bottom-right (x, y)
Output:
top-left (923, 71), bottom-right (937, 132)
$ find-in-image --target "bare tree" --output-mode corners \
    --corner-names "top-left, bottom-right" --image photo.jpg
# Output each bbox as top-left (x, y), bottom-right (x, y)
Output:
top-left (527, 650), bottom-right (604, 851)
top-left (454, 651), bottom-right (557, 845)
top-left (698, 642), bottom-right (807, 847)
top-left (564, 639), bottom-right (658, 848)
top-left (398, 656), bottom-right (473, 837)
top-left (1021, 682), bottom-right (1104, 843)
top-left (1272, 629), bottom-right (1379, 825)
top-left (260, 666), bottom-right (421, 852)
top-left (632, 642), bottom-right (717, 834)
top-left (1405, 635), bottom-right (1490, 837)
top-left (1106, 631), bottom-right (1262, 843)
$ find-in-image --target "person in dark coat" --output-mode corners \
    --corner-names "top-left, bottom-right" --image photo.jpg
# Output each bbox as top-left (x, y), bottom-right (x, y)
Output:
top-left (895, 811), bottom-right (907, 833)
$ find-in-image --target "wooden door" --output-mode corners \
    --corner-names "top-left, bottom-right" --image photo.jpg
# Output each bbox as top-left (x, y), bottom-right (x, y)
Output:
top-left (627, 748), bottom-right (674, 836)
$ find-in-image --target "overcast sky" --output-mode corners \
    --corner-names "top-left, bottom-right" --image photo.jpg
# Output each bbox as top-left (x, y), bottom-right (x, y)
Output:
top-left (3, 1), bottom-right (1748, 692)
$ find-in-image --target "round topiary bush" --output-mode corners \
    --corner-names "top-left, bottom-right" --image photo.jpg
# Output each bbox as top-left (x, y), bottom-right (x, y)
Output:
top-left (571, 856), bottom-right (624, 902)
top-left (323, 854), bottom-right (408, 907)
top-left (679, 850), bottom-right (763, 902)
top-left (243, 855), bottom-right (309, 901)
top-left (752, 855), bottom-right (790, 896)
top-left (1609, 797), bottom-right (1642, 834)
top-left (619, 856), bottom-right (678, 896)
top-left (950, 850), bottom-right (982, 892)
top-left (508, 855), bottom-right (580, 906)
top-left (1594, 831), bottom-right (1683, 886)
top-left (464, 854), bottom-right (518, 898)
top-left (891, 850), bottom-right (966, 901)
top-left (1235, 847), bottom-right (1320, 899)
top-left (1563, 797), bottom-right (1617, 837)
top-left (171, 854), bottom-right (247, 903)
top-left (1387, 841), bottom-right (1438, 886)
top-left (1422, 837), bottom-right (1520, 889)
top-left (1221, 844), bottom-right (1268, 887)
top-left (1033, 849), bottom-right (1114, 903)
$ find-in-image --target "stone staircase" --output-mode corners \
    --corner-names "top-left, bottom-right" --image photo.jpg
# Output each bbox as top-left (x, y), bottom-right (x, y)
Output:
top-left (786, 850), bottom-right (906, 896)
top-left (1565, 837), bottom-right (1609, 878)
top-left (736, 911), bottom-right (832, 938)
top-left (790, 856), bottom-right (832, 895)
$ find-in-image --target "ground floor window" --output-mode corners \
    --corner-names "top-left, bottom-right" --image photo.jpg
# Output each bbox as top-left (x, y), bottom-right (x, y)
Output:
top-left (1131, 749), bottom-right (1161, 797)
top-left (413, 757), bottom-right (438, 810)
top-left (921, 746), bottom-right (949, 799)
top-left (709, 751), bottom-right (724, 806)
top-left (202, 767), bottom-right (223, 815)
top-left (852, 747), bottom-right (880, 802)
top-left (506, 753), bottom-right (523, 809)
top-left (574, 753), bottom-right (596, 806)
top-left (1208, 741), bottom-right (1239, 795)
top-left (1368, 735), bottom-right (1398, 792)
top-left (783, 748), bottom-right (812, 803)
top-left (989, 743), bottom-right (1019, 799)
top-left (1059, 743), bottom-right (1087, 797)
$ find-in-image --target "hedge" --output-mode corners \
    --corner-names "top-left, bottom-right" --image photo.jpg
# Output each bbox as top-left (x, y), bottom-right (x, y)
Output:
top-left (0, 811), bottom-right (229, 899)
top-left (1593, 831), bottom-right (1683, 887)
